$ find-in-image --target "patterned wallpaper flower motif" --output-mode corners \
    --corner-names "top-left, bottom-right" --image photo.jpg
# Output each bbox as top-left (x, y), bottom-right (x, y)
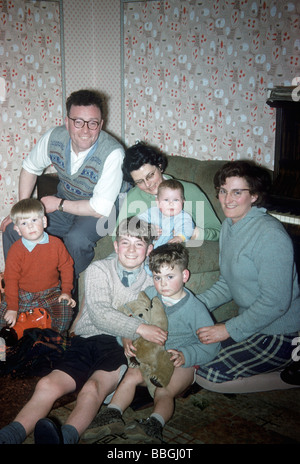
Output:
top-left (123, 0), bottom-right (300, 165)
top-left (0, 0), bottom-right (63, 270)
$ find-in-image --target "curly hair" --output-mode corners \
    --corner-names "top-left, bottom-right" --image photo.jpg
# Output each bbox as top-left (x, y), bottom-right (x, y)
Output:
top-left (149, 243), bottom-right (189, 273)
top-left (122, 142), bottom-right (168, 183)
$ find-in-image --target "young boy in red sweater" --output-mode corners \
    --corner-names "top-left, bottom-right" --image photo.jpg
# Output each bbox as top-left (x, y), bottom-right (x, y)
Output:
top-left (0, 198), bottom-right (75, 334)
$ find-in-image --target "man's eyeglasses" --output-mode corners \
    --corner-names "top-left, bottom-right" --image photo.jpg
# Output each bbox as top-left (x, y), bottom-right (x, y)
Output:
top-left (68, 117), bottom-right (101, 130)
top-left (217, 188), bottom-right (250, 198)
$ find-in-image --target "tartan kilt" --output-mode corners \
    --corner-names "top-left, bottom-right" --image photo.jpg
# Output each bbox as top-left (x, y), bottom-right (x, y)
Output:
top-left (0, 286), bottom-right (73, 334)
top-left (196, 333), bottom-right (298, 383)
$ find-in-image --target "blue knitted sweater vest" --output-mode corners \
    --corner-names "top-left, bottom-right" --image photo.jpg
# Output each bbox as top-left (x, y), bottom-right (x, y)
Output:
top-left (48, 126), bottom-right (122, 201)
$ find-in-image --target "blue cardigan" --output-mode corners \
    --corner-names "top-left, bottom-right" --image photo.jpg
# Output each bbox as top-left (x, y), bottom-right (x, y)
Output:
top-left (198, 207), bottom-right (300, 342)
top-left (145, 286), bottom-right (220, 367)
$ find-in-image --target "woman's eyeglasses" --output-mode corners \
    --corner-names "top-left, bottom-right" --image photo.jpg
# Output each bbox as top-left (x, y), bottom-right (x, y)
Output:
top-left (217, 188), bottom-right (250, 198)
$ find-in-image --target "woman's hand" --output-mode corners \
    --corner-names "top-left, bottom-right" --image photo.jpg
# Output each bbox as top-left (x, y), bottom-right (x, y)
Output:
top-left (197, 323), bottom-right (230, 344)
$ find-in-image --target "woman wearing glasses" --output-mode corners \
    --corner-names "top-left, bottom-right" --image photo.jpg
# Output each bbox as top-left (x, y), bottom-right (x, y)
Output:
top-left (116, 141), bottom-right (221, 242)
top-left (1, 89), bottom-right (125, 278)
top-left (196, 160), bottom-right (300, 391)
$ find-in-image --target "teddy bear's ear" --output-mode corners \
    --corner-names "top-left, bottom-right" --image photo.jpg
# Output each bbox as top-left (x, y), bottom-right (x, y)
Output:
top-left (137, 291), bottom-right (151, 306)
top-left (151, 296), bottom-right (164, 309)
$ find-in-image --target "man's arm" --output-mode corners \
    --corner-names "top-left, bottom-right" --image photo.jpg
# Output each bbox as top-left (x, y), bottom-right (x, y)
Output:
top-left (19, 168), bottom-right (38, 199)
top-left (41, 195), bottom-right (102, 218)
top-left (41, 148), bottom-right (124, 218)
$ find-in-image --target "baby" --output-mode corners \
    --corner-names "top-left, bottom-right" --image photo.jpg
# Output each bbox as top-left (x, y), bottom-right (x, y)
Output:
top-left (138, 179), bottom-right (195, 248)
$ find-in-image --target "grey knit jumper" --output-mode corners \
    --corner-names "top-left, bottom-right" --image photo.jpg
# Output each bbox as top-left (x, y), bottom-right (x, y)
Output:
top-left (74, 256), bottom-right (153, 339)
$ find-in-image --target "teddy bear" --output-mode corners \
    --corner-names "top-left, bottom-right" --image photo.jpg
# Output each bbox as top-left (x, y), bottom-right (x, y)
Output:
top-left (117, 291), bottom-right (174, 397)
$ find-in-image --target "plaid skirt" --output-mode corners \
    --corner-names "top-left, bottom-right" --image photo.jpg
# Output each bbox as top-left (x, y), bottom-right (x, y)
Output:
top-left (196, 333), bottom-right (298, 383)
top-left (0, 286), bottom-right (74, 334)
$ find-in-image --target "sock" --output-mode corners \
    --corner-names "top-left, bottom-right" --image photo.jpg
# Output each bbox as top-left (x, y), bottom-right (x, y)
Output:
top-left (150, 413), bottom-right (165, 427)
top-left (0, 421), bottom-right (27, 444)
top-left (61, 424), bottom-right (79, 444)
top-left (107, 404), bottom-right (123, 415)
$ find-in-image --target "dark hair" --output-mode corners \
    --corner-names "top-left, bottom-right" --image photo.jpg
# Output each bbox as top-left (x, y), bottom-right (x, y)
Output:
top-left (149, 243), bottom-right (189, 273)
top-left (122, 142), bottom-right (168, 184)
top-left (116, 217), bottom-right (155, 245)
top-left (66, 89), bottom-right (104, 116)
top-left (213, 160), bottom-right (271, 207)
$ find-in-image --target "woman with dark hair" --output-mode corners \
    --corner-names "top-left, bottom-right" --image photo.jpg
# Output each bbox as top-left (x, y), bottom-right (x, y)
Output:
top-left (195, 160), bottom-right (300, 392)
top-left (117, 142), bottom-right (221, 241)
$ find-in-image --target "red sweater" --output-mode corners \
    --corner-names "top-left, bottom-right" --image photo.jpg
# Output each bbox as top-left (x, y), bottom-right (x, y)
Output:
top-left (4, 236), bottom-right (74, 312)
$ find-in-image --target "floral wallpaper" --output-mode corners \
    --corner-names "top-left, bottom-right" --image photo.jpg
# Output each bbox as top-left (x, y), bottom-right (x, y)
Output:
top-left (123, 0), bottom-right (300, 164)
top-left (0, 0), bottom-right (63, 270)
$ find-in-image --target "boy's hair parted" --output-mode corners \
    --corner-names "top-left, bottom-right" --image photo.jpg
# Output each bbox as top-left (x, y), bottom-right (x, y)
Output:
top-left (116, 217), bottom-right (156, 245)
top-left (149, 243), bottom-right (189, 274)
top-left (10, 199), bottom-right (45, 224)
top-left (157, 179), bottom-right (185, 199)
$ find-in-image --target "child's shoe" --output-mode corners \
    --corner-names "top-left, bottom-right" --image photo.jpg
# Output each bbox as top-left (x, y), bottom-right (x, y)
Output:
top-left (81, 407), bottom-right (125, 443)
top-left (125, 416), bottom-right (164, 443)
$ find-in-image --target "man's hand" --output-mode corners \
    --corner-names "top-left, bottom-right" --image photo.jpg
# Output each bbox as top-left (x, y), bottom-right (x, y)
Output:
top-left (41, 195), bottom-right (61, 213)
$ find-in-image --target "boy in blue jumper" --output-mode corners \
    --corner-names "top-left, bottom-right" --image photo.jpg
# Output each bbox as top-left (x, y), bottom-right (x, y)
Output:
top-left (83, 243), bottom-right (219, 444)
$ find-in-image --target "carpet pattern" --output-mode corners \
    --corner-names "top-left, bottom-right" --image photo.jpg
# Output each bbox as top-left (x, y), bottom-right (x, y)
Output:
top-left (17, 383), bottom-right (300, 445)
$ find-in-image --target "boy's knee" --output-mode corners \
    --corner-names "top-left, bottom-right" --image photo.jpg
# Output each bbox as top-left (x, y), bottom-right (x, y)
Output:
top-left (36, 371), bottom-right (74, 398)
top-left (80, 377), bottom-right (99, 395)
top-left (36, 374), bottom-right (57, 394)
top-left (124, 367), bottom-right (143, 384)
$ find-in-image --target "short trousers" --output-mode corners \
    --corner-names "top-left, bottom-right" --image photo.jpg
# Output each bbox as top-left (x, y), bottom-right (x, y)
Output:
top-left (54, 334), bottom-right (127, 391)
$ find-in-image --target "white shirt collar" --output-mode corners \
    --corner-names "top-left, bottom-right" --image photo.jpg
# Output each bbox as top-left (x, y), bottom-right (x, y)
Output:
top-left (22, 232), bottom-right (49, 252)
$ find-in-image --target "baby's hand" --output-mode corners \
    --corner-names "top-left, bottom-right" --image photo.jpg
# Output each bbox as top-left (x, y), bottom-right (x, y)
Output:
top-left (58, 294), bottom-right (76, 308)
top-left (167, 349), bottom-right (185, 367)
top-left (4, 310), bottom-right (17, 327)
top-left (154, 225), bottom-right (162, 237)
top-left (168, 235), bottom-right (185, 243)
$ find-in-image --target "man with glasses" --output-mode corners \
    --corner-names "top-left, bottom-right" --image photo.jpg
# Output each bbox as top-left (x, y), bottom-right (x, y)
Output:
top-left (1, 89), bottom-right (125, 280)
